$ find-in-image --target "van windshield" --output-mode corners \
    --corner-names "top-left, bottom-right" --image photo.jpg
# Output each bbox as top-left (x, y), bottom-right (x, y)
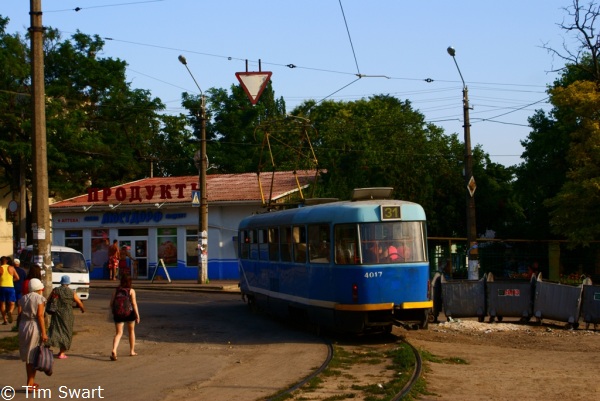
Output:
top-left (52, 251), bottom-right (88, 273)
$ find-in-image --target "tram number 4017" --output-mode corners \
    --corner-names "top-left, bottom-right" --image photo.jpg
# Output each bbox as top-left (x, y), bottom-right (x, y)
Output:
top-left (365, 272), bottom-right (383, 278)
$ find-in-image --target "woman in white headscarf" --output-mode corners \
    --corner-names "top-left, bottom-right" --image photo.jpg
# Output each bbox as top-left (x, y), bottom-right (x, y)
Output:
top-left (17, 278), bottom-right (48, 390)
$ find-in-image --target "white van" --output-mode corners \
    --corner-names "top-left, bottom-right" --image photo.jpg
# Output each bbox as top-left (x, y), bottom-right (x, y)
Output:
top-left (19, 245), bottom-right (90, 300)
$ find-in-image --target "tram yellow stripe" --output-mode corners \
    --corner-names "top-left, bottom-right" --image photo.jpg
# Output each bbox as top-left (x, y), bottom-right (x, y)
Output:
top-left (398, 301), bottom-right (433, 309)
top-left (335, 303), bottom-right (394, 311)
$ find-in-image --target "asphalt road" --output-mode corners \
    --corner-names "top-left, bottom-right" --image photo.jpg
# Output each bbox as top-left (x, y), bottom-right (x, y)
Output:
top-left (1, 287), bottom-right (329, 401)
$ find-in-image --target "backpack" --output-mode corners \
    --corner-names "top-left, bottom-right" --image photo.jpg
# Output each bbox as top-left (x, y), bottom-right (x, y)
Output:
top-left (112, 287), bottom-right (133, 319)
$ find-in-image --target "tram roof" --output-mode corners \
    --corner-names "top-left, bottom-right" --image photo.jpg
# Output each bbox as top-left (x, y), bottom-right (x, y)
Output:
top-left (239, 199), bottom-right (426, 228)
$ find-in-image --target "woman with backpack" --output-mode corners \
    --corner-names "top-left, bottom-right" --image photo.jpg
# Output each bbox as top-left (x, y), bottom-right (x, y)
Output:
top-left (109, 274), bottom-right (140, 361)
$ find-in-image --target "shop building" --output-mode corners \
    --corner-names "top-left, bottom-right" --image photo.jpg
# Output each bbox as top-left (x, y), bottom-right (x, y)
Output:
top-left (49, 170), bottom-right (317, 280)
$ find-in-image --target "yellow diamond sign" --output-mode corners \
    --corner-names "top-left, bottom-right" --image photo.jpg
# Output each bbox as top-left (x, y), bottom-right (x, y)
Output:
top-left (467, 176), bottom-right (477, 197)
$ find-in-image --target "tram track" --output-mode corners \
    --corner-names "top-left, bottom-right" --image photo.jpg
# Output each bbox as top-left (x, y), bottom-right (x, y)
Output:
top-left (267, 332), bottom-right (423, 401)
top-left (393, 337), bottom-right (423, 401)
top-left (266, 338), bottom-right (334, 401)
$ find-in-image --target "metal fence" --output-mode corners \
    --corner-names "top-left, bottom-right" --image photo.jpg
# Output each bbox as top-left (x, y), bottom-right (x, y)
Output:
top-left (428, 238), bottom-right (600, 282)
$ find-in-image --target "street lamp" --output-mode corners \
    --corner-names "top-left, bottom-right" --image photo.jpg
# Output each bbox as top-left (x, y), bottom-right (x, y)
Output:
top-left (178, 55), bottom-right (208, 284)
top-left (447, 46), bottom-right (478, 280)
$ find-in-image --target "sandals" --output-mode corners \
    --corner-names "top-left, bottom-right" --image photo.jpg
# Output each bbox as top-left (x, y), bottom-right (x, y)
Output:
top-left (110, 352), bottom-right (117, 361)
top-left (27, 384), bottom-right (39, 393)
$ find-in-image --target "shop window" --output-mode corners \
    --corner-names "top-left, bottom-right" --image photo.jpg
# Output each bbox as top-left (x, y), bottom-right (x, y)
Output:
top-left (65, 230), bottom-right (83, 253)
top-left (91, 229), bottom-right (110, 270)
top-left (157, 227), bottom-right (177, 267)
top-left (118, 228), bottom-right (148, 236)
top-left (186, 229), bottom-right (198, 267)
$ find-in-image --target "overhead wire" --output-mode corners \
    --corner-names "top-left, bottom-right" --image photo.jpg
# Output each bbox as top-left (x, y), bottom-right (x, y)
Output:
top-left (31, 1), bottom-right (553, 145)
top-left (45, 0), bottom-right (165, 13)
top-left (338, 0), bottom-right (361, 76)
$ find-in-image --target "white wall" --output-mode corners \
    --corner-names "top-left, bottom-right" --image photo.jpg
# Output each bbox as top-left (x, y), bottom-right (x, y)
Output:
top-left (0, 198), bottom-right (15, 257)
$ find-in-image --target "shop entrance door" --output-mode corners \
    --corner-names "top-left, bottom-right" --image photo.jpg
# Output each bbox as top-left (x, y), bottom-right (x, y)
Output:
top-left (119, 238), bottom-right (148, 279)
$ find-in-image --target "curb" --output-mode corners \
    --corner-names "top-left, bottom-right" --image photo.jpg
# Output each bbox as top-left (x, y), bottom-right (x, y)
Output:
top-left (90, 280), bottom-right (241, 294)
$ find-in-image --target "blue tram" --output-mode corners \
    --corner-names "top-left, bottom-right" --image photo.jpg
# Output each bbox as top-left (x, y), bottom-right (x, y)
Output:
top-left (238, 188), bottom-right (433, 333)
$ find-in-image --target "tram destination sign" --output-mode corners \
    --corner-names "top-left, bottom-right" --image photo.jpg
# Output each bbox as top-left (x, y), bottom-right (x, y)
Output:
top-left (380, 205), bottom-right (401, 221)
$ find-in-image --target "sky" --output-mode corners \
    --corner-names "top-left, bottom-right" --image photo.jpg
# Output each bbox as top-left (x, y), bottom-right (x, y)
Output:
top-left (3, 0), bottom-right (577, 167)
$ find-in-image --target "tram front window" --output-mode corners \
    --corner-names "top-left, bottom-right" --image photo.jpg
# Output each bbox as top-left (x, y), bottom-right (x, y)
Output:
top-left (358, 222), bottom-right (425, 264)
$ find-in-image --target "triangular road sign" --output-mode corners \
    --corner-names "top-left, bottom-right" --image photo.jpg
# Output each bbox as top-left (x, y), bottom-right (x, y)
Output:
top-left (236, 72), bottom-right (272, 105)
top-left (191, 190), bottom-right (200, 207)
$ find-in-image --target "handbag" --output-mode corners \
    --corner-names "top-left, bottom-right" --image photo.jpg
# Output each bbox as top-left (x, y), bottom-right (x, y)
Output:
top-left (46, 290), bottom-right (58, 315)
top-left (33, 345), bottom-right (53, 376)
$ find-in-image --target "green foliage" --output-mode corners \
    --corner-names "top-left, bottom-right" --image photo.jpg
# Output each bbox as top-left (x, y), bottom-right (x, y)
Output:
top-left (0, 335), bottom-right (19, 353)
top-left (1, 13), bottom-right (519, 243)
top-left (200, 82), bottom-right (287, 173)
top-left (0, 20), bottom-right (195, 202)
top-left (515, 3), bottom-right (600, 245)
top-left (544, 80), bottom-right (600, 245)
top-left (290, 95), bottom-right (515, 238)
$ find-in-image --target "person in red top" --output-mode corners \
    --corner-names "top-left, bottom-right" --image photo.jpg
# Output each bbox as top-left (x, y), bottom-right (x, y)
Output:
top-left (108, 240), bottom-right (120, 281)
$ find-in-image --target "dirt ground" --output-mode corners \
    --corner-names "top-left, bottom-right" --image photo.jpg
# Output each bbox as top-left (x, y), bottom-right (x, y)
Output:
top-left (285, 318), bottom-right (600, 401)
top-left (4, 288), bottom-right (600, 401)
top-left (403, 318), bottom-right (600, 401)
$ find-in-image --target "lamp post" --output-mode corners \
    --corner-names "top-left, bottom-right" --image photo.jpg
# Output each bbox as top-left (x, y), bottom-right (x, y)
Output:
top-left (178, 55), bottom-right (208, 284)
top-left (447, 46), bottom-right (478, 280)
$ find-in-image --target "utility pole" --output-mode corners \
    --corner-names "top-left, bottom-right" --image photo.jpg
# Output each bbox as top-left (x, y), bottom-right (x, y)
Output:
top-left (448, 46), bottom-right (478, 279)
top-left (178, 55), bottom-right (208, 284)
top-left (30, 0), bottom-right (52, 296)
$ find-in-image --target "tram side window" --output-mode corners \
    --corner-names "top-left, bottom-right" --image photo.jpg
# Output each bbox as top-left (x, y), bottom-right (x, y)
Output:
top-left (239, 229), bottom-right (258, 260)
top-left (239, 230), bottom-right (249, 259)
top-left (334, 224), bottom-right (358, 265)
top-left (281, 227), bottom-right (292, 262)
top-left (268, 228), bottom-right (280, 261)
top-left (292, 226), bottom-right (307, 263)
top-left (258, 229), bottom-right (268, 260)
top-left (249, 229), bottom-right (259, 260)
top-left (308, 224), bottom-right (330, 263)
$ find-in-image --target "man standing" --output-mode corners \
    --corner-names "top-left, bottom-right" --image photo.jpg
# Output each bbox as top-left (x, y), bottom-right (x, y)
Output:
top-left (13, 258), bottom-right (27, 302)
top-left (108, 240), bottom-right (120, 281)
top-left (0, 256), bottom-right (20, 325)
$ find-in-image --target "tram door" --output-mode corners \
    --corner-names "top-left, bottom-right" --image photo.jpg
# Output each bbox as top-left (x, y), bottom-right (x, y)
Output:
top-left (118, 238), bottom-right (148, 279)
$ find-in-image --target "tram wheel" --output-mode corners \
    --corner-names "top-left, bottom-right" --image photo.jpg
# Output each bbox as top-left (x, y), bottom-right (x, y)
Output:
top-left (419, 310), bottom-right (429, 329)
top-left (247, 296), bottom-right (259, 313)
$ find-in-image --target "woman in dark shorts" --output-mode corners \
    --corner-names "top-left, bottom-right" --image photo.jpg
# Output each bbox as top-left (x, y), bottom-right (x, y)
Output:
top-left (109, 275), bottom-right (140, 360)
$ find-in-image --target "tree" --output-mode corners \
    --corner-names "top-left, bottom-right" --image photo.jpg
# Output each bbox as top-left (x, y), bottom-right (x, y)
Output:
top-left (0, 16), bottom-right (31, 197)
top-left (181, 81), bottom-right (287, 174)
top-left (545, 80), bottom-right (600, 244)
top-left (0, 19), bottom-right (195, 202)
top-left (518, 0), bottom-right (600, 244)
top-left (289, 95), bottom-right (515, 238)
